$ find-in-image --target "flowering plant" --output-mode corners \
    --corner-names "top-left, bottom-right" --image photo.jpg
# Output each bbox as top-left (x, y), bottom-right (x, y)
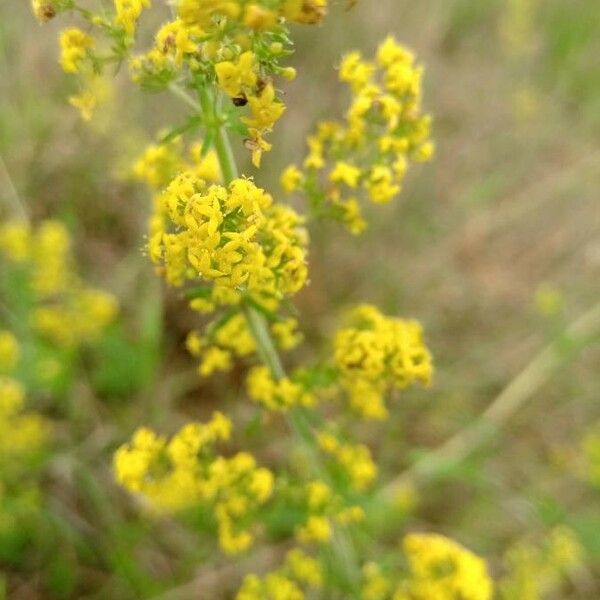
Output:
top-left (27, 1), bottom-right (495, 597)
top-left (13, 0), bottom-right (592, 598)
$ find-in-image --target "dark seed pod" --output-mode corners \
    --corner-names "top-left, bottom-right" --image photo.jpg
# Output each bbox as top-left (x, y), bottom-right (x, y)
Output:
top-left (41, 4), bottom-right (57, 20)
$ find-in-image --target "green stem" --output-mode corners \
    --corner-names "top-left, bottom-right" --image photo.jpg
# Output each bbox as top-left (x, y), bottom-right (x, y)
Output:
top-left (197, 87), bottom-right (283, 381)
top-left (196, 84), bottom-right (287, 383)
top-left (242, 302), bottom-right (286, 379)
top-left (168, 82), bottom-right (201, 112)
top-left (197, 86), bottom-right (238, 184)
top-left (193, 82), bottom-right (360, 589)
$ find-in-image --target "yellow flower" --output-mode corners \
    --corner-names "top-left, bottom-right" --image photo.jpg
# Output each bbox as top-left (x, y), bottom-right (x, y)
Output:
top-left (362, 562), bottom-right (392, 600)
top-left (337, 504), bottom-right (365, 524)
top-left (376, 36), bottom-right (414, 69)
top-left (0, 220), bottom-right (30, 262)
top-left (189, 143), bottom-right (221, 182)
top-left (133, 141), bottom-right (185, 190)
top-left (0, 376), bottom-right (50, 459)
top-left (296, 515), bottom-right (332, 544)
top-left (69, 90), bottom-right (97, 121)
top-left (245, 128), bottom-right (272, 168)
top-left (236, 548), bottom-right (322, 599)
top-left (150, 173), bottom-right (308, 310)
top-left (334, 304), bottom-right (432, 419)
top-left (242, 84), bottom-right (286, 130)
top-left (289, 37), bottom-right (433, 233)
top-left (198, 346), bottom-right (232, 377)
top-left (59, 28), bottom-right (94, 74)
top-left (246, 366), bottom-right (315, 411)
top-left (114, 0), bottom-right (151, 37)
top-left (244, 4), bottom-right (278, 30)
top-left (114, 426), bottom-right (166, 492)
top-left (339, 51), bottom-right (374, 92)
top-left (0, 218), bottom-right (117, 348)
top-left (332, 196), bottom-right (366, 235)
top-left (215, 51), bottom-right (257, 98)
top-left (499, 526), bottom-right (583, 600)
top-left (178, 0), bottom-right (241, 28)
top-left (402, 533), bottom-right (494, 600)
top-left (0, 377), bottom-right (25, 416)
top-left (412, 141), bottom-right (435, 162)
top-left (271, 318), bottom-right (303, 350)
top-left (155, 19), bottom-right (201, 64)
top-left (365, 165), bottom-right (400, 203)
top-left (306, 480), bottom-right (333, 512)
top-left (284, 0), bottom-right (327, 24)
top-left (286, 549), bottom-right (322, 587)
top-left (317, 430), bottom-right (377, 490)
top-left (30, 220), bottom-right (71, 297)
top-left (280, 165), bottom-right (304, 193)
top-left (114, 413), bottom-right (272, 553)
top-left (303, 135), bottom-right (325, 170)
top-left (237, 573), bottom-right (304, 600)
top-left (329, 161), bottom-right (361, 188)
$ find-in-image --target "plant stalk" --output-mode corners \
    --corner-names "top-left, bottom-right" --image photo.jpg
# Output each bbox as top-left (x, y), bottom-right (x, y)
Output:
top-left (195, 83), bottom-right (361, 587)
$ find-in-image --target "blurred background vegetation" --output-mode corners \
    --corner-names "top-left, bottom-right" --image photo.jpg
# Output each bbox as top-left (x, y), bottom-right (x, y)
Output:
top-left (1, 0), bottom-right (599, 597)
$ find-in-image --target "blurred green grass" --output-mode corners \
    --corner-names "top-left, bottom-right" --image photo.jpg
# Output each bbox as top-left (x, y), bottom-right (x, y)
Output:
top-left (1, 0), bottom-right (600, 598)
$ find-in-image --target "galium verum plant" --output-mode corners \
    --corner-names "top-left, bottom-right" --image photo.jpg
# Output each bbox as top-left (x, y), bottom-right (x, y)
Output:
top-left (35, 0), bottom-right (495, 597)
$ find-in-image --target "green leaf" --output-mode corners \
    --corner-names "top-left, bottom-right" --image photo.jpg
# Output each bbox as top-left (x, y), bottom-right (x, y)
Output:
top-left (160, 115), bottom-right (203, 144)
top-left (198, 130), bottom-right (215, 157)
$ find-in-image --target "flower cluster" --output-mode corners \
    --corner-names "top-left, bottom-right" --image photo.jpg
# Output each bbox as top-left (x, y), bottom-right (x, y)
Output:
top-left (333, 304), bottom-right (432, 420)
top-left (54, 17), bottom-right (107, 121)
top-left (114, 412), bottom-right (274, 554)
top-left (236, 548), bottom-right (322, 600)
top-left (295, 478), bottom-right (364, 545)
top-left (246, 364), bottom-right (315, 411)
top-left (350, 533), bottom-right (493, 600)
top-left (133, 34), bottom-right (291, 165)
top-left (175, 0), bottom-right (328, 28)
top-left (317, 430), bottom-right (377, 492)
top-left (133, 138), bottom-right (221, 191)
top-left (42, 0), bottom-right (327, 160)
top-left (360, 561), bottom-right (394, 600)
top-left (499, 526), bottom-right (583, 599)
top-left (149, 173), bottom-right (308, 310)
top-left (114, 0), bottom-right (150, 37)
top-left (187, 314), bottom-right (302, 377)
top-left (215, 52), bottom-right (288, 167)
top-left (400, 533), bottom-right (494, 600)
top-left (281, 36), bottom-right (433, 233)
top-left (59, 27), bottom-right (94, 73)
top-left (0, 219), bottom-right (118, 348)
top-left (34, 3), bottom-right (506, 599)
